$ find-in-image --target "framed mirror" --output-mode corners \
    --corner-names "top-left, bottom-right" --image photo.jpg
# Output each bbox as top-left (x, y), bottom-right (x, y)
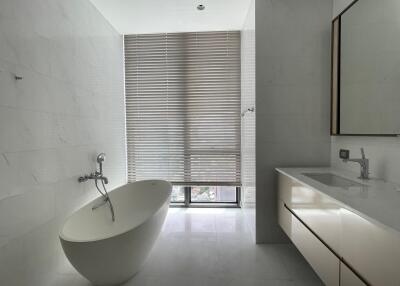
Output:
top-left (331, 0), bottom-right (400, 136)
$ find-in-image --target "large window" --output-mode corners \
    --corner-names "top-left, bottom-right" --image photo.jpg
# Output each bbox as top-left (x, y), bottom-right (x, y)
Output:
top-left (124, 31), bottom-right (241, 205)
top-left (171, 185), bottom-right (239, 206)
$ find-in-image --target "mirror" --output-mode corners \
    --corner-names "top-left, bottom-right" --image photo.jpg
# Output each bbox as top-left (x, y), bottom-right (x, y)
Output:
top-left (331, 0), bottom-right (400, 136)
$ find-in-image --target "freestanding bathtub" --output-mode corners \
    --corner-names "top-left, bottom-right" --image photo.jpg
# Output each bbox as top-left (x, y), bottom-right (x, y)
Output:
top-left (60, 180), bottom-right (172, 286)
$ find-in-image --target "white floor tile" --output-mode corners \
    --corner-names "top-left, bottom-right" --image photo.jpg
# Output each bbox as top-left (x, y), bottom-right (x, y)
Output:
top-left (54, 208), bottom-right (323, 286)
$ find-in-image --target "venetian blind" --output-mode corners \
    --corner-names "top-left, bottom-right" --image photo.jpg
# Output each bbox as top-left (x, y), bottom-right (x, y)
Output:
top-left (124, 31), bottom-right (241, 185)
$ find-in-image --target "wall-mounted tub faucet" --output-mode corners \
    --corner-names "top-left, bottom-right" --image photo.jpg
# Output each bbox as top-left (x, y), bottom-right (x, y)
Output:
top-left (78, 153), bottom-right (115, 221)
top-left (340, 148), bottom-right (370, 180)
top-left (79, 153), bottom-right (108, 184)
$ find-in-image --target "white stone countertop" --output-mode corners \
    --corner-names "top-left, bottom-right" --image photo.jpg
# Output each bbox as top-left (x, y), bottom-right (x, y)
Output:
top-left (276, 167), bottom-right (400, 233)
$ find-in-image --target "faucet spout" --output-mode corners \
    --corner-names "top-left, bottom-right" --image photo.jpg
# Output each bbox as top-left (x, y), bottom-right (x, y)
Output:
top-left (342, 148), bottom-right (369, 180)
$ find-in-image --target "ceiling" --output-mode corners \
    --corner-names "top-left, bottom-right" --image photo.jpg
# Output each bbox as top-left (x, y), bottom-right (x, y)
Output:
top-left (89, 0), bottom-right (252, 35)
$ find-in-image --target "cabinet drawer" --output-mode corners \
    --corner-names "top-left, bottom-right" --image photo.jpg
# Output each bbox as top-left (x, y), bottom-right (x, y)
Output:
top-left (278, 173), bottom-right (342, 253)
top-left (341, 209), bottom-right (400, 286)
top-left (340, 262), bottom-right (367, 286)
top-left (278, 201), bottom-right (340, 286)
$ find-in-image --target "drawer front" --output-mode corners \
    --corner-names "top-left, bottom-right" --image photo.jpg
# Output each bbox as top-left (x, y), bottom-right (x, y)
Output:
top-left (341, 209), bottom-right (400, 286)
top-left (278, 200), bottom-right (340, 286)
top-left (278, 199), bottom-right (292, 236)
top-left (278, 173), bottom-right (342, 253)
top-left (340, 262), bottom-right (367, 286)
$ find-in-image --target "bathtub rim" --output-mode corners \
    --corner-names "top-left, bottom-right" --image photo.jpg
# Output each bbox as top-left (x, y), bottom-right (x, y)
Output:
top-left (59, 180), bottom-right (172, 243)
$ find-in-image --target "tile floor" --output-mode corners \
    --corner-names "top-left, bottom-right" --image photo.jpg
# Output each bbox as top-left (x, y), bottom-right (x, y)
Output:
top-left (57, 208), bottom-right (323, 286)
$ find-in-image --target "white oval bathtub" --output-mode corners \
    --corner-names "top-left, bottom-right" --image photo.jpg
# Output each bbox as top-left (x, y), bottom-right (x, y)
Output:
top-left (60, 180), bottom-right (172, 286)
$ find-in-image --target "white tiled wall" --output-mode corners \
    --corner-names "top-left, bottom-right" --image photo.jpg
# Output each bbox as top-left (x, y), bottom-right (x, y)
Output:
top-left (255, 0), bottom-right (332, 243)
top-left (241, 0), bottom-right (256, 242)
top-left (331, 0), bottom-right (400, 185)
top-left (0, 0), bottom-right (126, 285)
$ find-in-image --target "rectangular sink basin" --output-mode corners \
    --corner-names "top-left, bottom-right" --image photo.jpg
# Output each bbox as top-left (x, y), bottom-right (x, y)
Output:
top-left (302, 173), bottom-right (365, 189)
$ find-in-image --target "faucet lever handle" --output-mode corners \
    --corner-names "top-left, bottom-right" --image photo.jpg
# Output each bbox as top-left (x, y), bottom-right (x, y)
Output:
top-left (360, 147), bottom-right (366, 159)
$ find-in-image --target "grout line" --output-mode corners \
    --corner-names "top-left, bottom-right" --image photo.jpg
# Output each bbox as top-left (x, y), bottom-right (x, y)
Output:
top-left (2, 153), bottom-right (10, 166)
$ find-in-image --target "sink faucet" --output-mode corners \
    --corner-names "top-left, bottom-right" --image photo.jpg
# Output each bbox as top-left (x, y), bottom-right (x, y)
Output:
top-left (341, 148), bottom-right (369, 180)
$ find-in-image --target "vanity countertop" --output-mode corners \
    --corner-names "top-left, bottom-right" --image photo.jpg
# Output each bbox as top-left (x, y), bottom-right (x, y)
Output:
top-left (276, 167), bottom-right (400, 234)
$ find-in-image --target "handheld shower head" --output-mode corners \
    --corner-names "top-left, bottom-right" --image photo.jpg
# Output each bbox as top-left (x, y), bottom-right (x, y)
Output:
top-left (97, 153), bottom-right (106, 164)
top-left (97, 153), bottom-right (106, 174)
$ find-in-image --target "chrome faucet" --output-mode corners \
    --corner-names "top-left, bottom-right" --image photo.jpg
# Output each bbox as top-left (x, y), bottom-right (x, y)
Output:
top-left (342, 148), bottom-right (369, 180)
top-left (78, 153), bottom-right (109, 184)
top-left (78, 172), bottom-right (108, 184)
top-left (78, 153), bottom-right (115, 221)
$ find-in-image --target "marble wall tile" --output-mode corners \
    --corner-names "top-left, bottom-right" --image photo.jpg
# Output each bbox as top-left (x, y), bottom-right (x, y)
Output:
top-left (241, 0), bottom-right (256, 242)
top-left (0, 107), bottom-right (17, 151)
top-left (0, 0), bottom-right (126, 285)
top-left (0, 60), bottom-right (17, 108)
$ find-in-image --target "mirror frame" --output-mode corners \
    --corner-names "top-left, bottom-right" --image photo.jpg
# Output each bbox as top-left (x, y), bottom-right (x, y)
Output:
top-left (330, 0), bottom-right (398, 137)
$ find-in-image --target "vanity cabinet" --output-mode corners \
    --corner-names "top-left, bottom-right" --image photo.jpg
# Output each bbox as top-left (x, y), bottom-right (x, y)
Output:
top-left (278, 171), bottom-right (400, 286)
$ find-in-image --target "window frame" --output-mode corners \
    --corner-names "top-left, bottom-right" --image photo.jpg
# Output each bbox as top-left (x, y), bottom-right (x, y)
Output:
top-left (170, 186), bottom-right (241, 208)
